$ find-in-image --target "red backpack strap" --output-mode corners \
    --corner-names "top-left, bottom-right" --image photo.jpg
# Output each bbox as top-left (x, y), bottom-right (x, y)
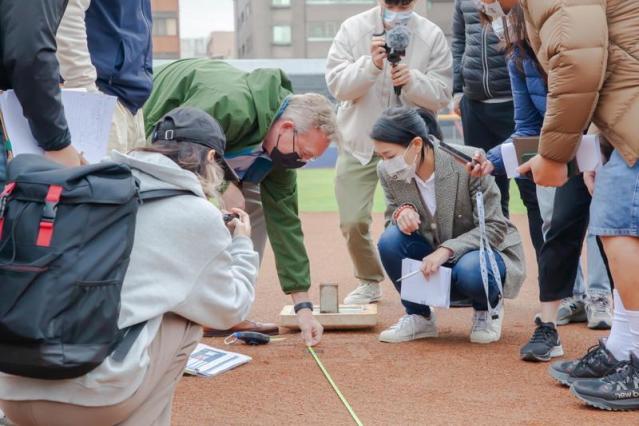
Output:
top-left (0, 182), bottom-right (16, 240)
top-left (36, 185), bottom-right (63, 247)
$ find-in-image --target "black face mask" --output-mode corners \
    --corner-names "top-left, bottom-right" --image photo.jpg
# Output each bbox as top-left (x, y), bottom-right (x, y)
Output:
top-left (270, 130), bottom-right (306, 169)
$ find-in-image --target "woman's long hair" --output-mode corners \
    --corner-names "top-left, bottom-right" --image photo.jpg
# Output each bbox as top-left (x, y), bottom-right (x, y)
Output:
top-left (135, 141), bottom-right (225, 203)
top-left (504, 5), bottom-right (547, 82)
top-left (479, 4), bottom-right (547, 82)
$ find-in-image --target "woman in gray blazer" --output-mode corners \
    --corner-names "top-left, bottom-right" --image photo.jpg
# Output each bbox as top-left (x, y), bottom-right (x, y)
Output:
top-left (373, 107), bottom-right (525, 344)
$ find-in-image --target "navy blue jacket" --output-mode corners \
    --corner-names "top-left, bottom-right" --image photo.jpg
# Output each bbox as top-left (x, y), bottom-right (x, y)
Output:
top-left (86, 0), bottom-right (153, 114)
top-left (487, 48), bottom-right (547, 176)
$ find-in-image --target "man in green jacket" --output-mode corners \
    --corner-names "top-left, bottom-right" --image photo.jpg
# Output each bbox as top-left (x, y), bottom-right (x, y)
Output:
top-left (144, 59), bottom-right (338, 346)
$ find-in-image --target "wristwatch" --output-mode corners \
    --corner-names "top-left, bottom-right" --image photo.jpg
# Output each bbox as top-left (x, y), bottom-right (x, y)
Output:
top-left (294, 301), bottom-right (314, 314)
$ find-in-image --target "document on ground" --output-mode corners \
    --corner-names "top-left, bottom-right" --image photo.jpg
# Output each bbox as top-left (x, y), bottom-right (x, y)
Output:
top-left (0, 89), bottom-right (116, 163)
top-left (400, 258), bottom-right (451, 308)
top-left (185, 343), bottom-right (252, 378)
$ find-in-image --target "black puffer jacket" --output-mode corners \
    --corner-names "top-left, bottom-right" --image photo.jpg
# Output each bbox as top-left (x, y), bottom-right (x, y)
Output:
top-left (0, 0), bottom-right (71, 151)
top-left (452, 0), bottom-right (511, 101)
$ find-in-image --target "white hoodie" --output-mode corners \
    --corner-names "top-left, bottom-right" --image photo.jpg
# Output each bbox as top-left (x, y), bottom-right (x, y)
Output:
top-left (326, 6), bottom-right (453, 165)
top-left (0, 151), bottom-right (258, 406)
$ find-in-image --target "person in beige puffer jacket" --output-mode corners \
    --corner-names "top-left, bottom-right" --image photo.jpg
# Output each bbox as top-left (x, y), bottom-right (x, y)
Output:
top-left (480, 0), bottom-right (639, 412)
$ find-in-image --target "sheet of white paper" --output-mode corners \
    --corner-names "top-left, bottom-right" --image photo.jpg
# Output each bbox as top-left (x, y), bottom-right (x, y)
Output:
top-left (576, 134), bottom-right (602, 172)
top-left (500, 142), bottom-right (520, 179)
top-left (400, 258), bottom-right (452, 308)
top-left (0, 89), bottom-right (116, 163)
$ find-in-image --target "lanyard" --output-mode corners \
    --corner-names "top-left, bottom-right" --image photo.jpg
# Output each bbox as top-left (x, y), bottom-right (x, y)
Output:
top-left (476, 191), bottom-right (503, 319)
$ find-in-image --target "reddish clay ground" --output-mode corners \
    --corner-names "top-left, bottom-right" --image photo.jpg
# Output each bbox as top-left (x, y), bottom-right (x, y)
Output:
top-left (172, 213), bottom-right (635, 425)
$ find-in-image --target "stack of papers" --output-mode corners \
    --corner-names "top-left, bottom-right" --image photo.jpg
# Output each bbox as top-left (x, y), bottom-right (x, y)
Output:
top-left (400, 259), bottom-right (452, 308)
top-left (185, 343), bottom-right (252, 378)
top-left (0, 89), bottom-right (116, 164)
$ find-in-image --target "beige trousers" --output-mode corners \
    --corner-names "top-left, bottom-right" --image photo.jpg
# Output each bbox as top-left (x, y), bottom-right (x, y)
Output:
top-left (335, 151), bottom-right (385, 284)
top-left (0, 314), bottom-right (202, 426)
top-left (241, 182), bottom-right (267, 265)
top-left (108, 101), bottom-right (148, 154)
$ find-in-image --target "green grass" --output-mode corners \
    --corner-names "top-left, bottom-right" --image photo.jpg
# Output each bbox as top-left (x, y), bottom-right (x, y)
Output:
top-left (297, 168), bottom-right (525, 214)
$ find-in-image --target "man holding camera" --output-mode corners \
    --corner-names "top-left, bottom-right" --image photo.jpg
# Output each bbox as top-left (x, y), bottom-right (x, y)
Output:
top-left (326, 0), bottom-right (452, 305)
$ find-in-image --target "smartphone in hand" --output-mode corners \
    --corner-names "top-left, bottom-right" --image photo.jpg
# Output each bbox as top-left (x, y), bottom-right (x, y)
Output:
top-left (438, 142), bottom-right (476, 165)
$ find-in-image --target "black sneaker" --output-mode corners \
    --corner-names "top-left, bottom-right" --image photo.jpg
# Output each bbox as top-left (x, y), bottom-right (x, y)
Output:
top-left (549, 339), bottom-right (623, 386)
top-left (520, 317), bottom-right (564, 362)
top-left (570, 354), bottom-right (639, 411)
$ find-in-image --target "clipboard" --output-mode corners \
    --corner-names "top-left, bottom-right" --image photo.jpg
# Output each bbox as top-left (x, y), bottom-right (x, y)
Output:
top-left (512, 136), bottom-right (580, 178)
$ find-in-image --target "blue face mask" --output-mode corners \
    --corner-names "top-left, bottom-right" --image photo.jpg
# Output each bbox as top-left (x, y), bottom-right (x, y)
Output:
top-left (383, 9), bottom-right (412, 27)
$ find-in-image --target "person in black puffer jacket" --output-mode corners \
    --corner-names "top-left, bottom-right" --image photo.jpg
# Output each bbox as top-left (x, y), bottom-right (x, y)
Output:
top-left (451, 0), bottom-right (514, 216)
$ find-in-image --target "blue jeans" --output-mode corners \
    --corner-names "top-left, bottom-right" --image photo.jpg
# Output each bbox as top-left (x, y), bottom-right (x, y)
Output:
top-left (377, 225), bottom-right (506, 316)
top-left (590, 149), bottom-right (639, 237)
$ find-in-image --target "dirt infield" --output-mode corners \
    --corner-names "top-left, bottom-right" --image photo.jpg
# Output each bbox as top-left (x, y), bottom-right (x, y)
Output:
top-left (173, 213), bottom-right (634, 425)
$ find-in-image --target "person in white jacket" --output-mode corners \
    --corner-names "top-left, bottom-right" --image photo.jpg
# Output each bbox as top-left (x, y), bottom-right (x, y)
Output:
top-left (326, 0), bottom-right (452, 305)
top-left (0, 107), bottom-right (259, 426)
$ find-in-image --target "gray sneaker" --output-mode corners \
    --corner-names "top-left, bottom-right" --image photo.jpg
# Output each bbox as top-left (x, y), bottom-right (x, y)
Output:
top-left (557, 296), bottom-right (587, 325)
top-left (585, 294), bottom-right (613, 330)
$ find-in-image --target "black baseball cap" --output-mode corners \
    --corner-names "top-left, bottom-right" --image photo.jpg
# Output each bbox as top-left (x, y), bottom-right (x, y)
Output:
top-left (151, 106), bottom-right (239, 182)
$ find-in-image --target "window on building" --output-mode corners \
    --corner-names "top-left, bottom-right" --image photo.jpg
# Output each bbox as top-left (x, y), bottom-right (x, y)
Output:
top-left (272, 0), bottom-right (291, 6)
top-left (307, 21), bottom-right (340, 41)
top-left (153, 17), bottom-right (178, 36)
top-left (272, 25), bottom-right (292, 45)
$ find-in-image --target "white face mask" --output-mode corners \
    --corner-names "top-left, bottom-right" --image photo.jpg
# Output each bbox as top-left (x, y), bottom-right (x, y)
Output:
top-left (383, 146), bottom-right (417, 183)
top-left (479, 1), bottom-right (506, 19)
top-left (383, 9), bottom-right (412, 27)
top-left (491, 14), bottom-right (519, 43)
top-left (491, 16), bottom-right (506, 40)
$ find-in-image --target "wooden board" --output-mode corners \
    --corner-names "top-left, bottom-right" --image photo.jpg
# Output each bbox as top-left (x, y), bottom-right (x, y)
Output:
top-left (279, 304), bottom-right (378, 330)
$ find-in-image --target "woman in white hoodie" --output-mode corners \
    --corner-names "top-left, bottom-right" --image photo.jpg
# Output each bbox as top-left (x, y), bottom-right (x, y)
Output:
top-left (0, 107), bottom-right (259, 425)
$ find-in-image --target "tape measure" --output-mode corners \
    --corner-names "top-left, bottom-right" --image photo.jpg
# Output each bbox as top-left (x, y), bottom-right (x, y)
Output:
top-left (307, 347), bottom-right (363, 426)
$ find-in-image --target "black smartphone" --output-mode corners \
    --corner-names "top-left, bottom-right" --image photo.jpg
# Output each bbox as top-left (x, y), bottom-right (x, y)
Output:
top-left (438, 142), bottom-right (476, 165)
top-left (223, 213), bottom-right (239, 223)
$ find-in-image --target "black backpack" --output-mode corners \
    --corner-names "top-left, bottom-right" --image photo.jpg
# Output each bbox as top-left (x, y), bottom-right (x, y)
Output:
top-left (0, 154), bottom-right (188, 380)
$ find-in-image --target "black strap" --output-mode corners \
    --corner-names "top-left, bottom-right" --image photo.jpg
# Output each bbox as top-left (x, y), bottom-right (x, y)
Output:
top-left (139, 189), bottom-right (193, 203)
top-left (111, 322), bottom-right (147, 362)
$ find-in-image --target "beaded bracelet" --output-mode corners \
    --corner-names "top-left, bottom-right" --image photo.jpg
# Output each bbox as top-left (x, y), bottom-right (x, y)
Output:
top-left (392, 203), bottom-right (418, 223)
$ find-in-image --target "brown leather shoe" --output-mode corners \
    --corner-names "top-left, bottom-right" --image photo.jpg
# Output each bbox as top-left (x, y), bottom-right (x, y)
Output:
top-left (203, 320), bottom-right (280, 337)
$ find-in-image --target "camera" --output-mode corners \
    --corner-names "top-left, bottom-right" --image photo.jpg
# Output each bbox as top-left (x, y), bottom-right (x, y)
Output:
top-left (223, 213), bottom-right (239, 223)
top-left (383, 43), bottom-right (406, 66)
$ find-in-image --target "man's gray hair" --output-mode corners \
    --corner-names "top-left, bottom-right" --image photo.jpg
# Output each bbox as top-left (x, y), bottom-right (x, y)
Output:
top-left (280, 93), bottom-right (341, 145)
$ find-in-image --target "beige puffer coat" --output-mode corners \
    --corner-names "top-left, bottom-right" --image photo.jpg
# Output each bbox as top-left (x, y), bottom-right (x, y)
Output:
top-left (521, 0), bottom-right (639, 167)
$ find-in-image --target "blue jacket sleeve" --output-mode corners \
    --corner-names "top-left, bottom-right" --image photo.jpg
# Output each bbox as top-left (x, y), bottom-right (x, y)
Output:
top-left (508, 59), bottom-right (544, 138)
top-left (487, 144), bottom-right (507, 177)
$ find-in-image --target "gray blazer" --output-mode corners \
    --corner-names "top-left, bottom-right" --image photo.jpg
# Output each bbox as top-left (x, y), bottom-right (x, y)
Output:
top-left (377, 143), bottom-right (526, 299)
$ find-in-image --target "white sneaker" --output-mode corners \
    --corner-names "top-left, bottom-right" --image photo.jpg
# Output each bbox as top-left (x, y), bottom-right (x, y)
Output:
top-left (585, 294), bottom-right (612, 330)
top-left (343, 282), bottom-right (381, 305)
top-left (470, 304), bottom-right (503, 344)
top-left (379, 313), bottom-right (438, 343)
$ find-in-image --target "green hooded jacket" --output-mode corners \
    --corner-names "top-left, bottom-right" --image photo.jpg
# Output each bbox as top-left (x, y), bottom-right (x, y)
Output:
top-left (143, 58), bottom-right (310, 294)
